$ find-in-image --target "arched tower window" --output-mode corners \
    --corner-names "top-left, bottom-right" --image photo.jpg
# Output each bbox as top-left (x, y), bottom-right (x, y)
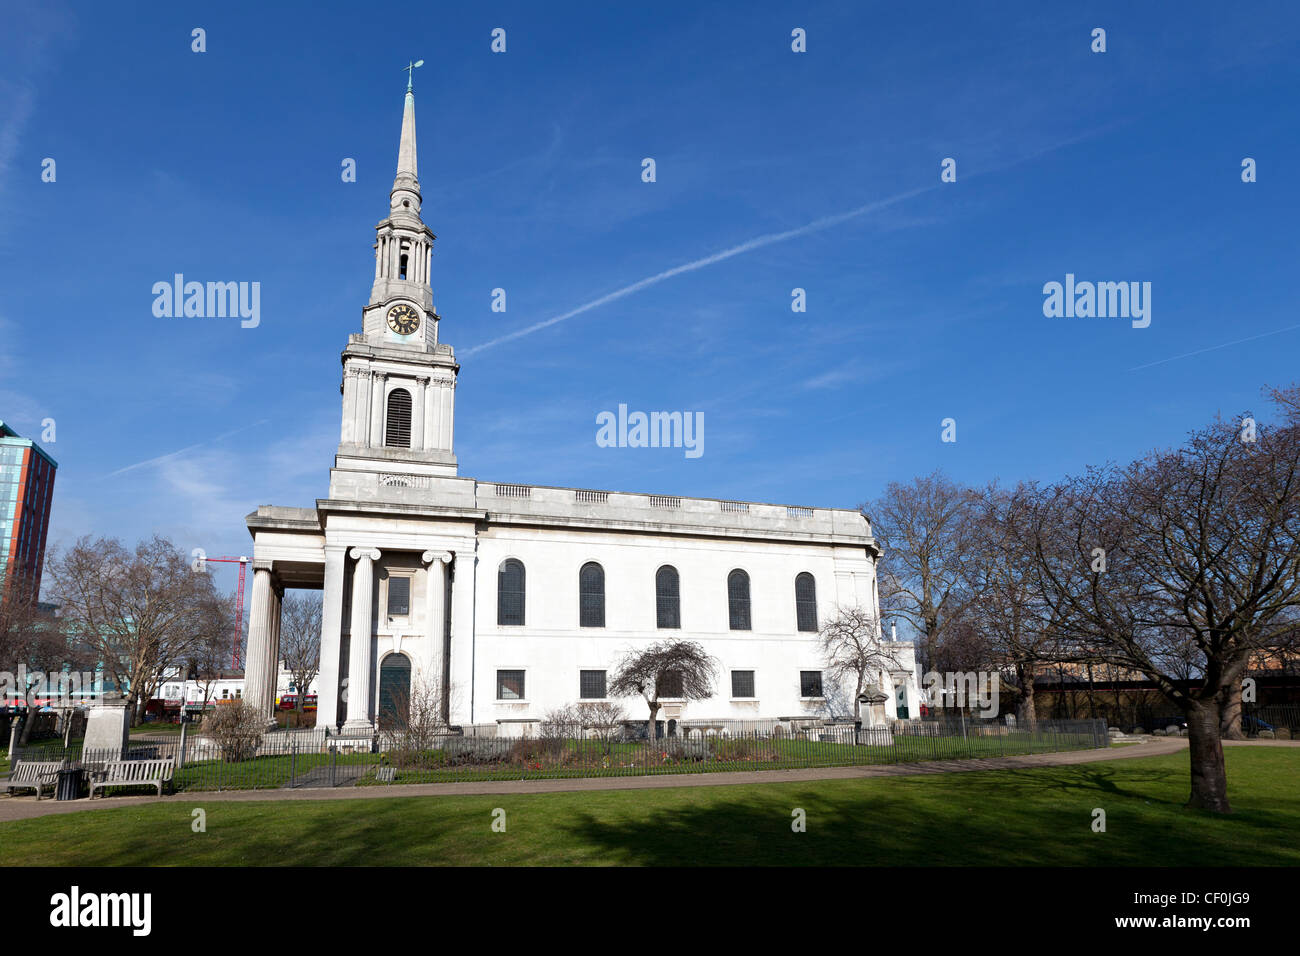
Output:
top-left (579, 562), bottom-right (605, 627)
top-left (385, 388), bottom-right (412, 448)
top-left (498, 559), bottom-right (525, 626)
top-left (795, 572), bottom-right (818, 632)
top-left (399, 251), bottom-right (409, 280)
top-left (656, 565), bottom-right (680, 629)
top-left (727, 569), bottom-right (751, 631)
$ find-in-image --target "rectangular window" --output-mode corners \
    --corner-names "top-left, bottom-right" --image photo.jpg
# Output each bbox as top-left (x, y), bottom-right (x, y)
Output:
top-left (497, 670), bottom-right (526, 700)
top-left (579, 670), bottom-right (607, 700)
top-left (387, 575), bottom-right (411, 617)
top-left (658, 670), bottom-right (683, 699)
top-left (800, 671), bottom-right (824, 698)
top-left (731, 670), bottom-right (755, 699)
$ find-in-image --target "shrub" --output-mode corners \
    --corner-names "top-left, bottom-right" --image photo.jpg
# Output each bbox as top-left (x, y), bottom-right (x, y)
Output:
top-left (201, 700), bottom-right (265, 762)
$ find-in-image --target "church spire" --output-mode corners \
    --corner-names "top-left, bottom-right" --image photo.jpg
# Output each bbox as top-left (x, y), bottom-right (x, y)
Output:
top-left (391, 60), bottom-right (423, 215)
top-left (365, 64), bottom-right (439, 343)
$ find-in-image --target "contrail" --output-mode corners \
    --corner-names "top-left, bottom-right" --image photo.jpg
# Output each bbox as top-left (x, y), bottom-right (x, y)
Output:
top-left (104, 419), bottom-right (270, 478)
top-left (1127, 323), bottom-right (1300, 372)
top-left (461, 182), bottom-right (938, 356)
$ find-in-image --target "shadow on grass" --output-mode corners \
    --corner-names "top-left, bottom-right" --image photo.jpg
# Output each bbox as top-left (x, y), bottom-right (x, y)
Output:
top-left (555, 763), bottom-right (1300, 867)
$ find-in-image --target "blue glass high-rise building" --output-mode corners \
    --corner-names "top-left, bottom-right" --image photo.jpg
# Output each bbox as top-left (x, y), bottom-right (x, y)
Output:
top-left (0, 420), bottom-right (57, 598)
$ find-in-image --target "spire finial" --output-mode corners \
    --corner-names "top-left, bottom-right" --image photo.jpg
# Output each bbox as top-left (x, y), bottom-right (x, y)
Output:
top-left (403, 58), bottom-right (424, 93)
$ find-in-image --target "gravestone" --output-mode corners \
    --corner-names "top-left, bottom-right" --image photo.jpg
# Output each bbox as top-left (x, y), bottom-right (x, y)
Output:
top-left (83, 700), bottom-right (130, 759)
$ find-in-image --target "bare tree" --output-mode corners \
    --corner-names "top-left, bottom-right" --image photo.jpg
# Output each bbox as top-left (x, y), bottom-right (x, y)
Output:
top-left (279, 592), bottom-right (322, 724)
top-left (1, 576), bottom-right (96, 744)
top-left (578, 700), bottom-right (627, 754)
top-left (184, 625), bottom-right (231, 723)
top-left (867, 471), bottom-right (982, 675)
top-left (817, 605), bottom-right (904, 722)
top-left (45, 536), bottom-right (226, 725)
top-left (384, 677), bottom-right (451, 764)
top-left (608, 640), bottom-right (717, 741)
top-left (1023, 392), bottom-right (1300, 812)
top-left (959, 484), bottom-right (1063, 729)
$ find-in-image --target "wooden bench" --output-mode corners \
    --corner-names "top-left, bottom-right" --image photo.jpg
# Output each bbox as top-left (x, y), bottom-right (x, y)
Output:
top-left (2, 760), bottom-right (64, 800)
top-left (88, 759), bottom-right (175, 798)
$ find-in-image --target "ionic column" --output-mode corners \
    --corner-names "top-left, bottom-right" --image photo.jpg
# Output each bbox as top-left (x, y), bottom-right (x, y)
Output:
top-left (340, 368), bottom-right (356, 443)
top-left (444, 380), bottom-right (455, 453)
top-left (422, 551), bottom-right (452, 723)
top-left (243, 566), bottom-right (274, 721)
top-left (355, 369), bottom-right (372, 445)
top-left (342, 548), bottom-right (380, 733)
top-left (316, 547), bottom-right (346, 729)
top-left (267, 585), bottom-right (283, 711)
top-left (373, 240), bottom-right (382, 280)
top-left (425, 382), bottom-right (440, 450)
top-left (426, 246), bottom-right (432, 285)
top-left (411, 376), bottom-right (427, 451)
top-left (369, 372), bottom-right (386, 446)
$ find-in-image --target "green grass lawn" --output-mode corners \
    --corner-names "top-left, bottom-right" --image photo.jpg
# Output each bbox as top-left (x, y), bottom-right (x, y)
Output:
top-left (1, 748), bottom-right (1295, 866)
top-left (131, 724), bottom-right (186, 735)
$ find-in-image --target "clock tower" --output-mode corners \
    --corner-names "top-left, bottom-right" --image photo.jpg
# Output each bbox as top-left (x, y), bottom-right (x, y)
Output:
top-left (336, 74), bottom-right (459, 477)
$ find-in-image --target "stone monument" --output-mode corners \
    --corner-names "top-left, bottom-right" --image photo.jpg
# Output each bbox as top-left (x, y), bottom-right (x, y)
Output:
top-left (83, 699), bottom-right (130, 758)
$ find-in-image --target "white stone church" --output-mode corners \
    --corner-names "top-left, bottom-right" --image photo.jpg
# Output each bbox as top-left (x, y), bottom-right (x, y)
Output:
top-left (241, 81), bottom-right (919, 736)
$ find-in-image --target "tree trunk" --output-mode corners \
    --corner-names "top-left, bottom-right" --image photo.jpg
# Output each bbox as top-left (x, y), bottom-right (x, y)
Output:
top-left (1185, 701), bottom-right (1231, 813)
top-left (646, 701), bottom-right (659, 743)
top-left (1016, 663), bottom-right (1038, 731)
top-left (18, 699), bottom-right (36, 746)
top-left (1219, 683), bottom-right (1244, 740)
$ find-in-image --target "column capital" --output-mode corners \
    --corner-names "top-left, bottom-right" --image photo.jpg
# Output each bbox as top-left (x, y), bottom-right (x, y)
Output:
top-left (422, 550), bottom-right (453, 565)
top-left (349, 547), bottom-right (381, 562)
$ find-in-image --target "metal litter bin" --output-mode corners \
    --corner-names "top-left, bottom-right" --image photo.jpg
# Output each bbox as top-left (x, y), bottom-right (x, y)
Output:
top-left (55, 768), bottom-right (83, 801)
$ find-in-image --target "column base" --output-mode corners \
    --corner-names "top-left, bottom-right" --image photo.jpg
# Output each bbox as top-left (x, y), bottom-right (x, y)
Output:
top-left (340, 718), bottom-right (375, 736)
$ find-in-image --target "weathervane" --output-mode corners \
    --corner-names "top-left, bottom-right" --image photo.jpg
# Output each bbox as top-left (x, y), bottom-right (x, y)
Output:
top-left (403, 58), bottom-right (425, 92)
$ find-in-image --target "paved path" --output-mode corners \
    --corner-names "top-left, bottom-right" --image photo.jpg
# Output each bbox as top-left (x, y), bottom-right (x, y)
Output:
top-left (0, 738), bottom-right (1201, 824)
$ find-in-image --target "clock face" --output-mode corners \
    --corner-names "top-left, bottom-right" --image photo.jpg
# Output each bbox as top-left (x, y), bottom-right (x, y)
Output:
top-left (387, 304), bottom-right (421, 336)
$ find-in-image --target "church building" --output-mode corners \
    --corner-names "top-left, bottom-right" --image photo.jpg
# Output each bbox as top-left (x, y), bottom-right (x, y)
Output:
top-left (241, 81), bottom-right (918, 735)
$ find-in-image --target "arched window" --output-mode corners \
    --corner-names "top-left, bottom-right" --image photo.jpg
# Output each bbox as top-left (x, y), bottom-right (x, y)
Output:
top-left (795, 572), bottom-right (818, 632)
top-left (385, 388), bottom-right (412, 448)
top-left (727, 569), bottom-right (751, 631)
top-left (656, 565), bottom-right (680, 629)
top-left (579, 562), bottom-right (605, 627)
top-left (498, 559), bottom-right (525, 626)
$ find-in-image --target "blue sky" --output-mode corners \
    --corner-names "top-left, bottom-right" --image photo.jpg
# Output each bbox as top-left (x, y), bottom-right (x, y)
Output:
top-left (1, 1), bottom-right (1298, 597)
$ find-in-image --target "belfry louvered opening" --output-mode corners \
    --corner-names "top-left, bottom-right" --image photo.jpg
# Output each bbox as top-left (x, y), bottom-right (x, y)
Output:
top-left (385, 388), bottom-right (413, 448)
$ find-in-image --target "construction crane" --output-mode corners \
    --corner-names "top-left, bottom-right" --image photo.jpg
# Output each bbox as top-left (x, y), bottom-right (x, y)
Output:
top-left (202, 555), bottom-right (249, 669)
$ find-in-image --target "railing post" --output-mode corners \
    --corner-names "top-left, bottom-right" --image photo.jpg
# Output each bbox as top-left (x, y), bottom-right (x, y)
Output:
top-left (291, 737), bottom-right (297, 788)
